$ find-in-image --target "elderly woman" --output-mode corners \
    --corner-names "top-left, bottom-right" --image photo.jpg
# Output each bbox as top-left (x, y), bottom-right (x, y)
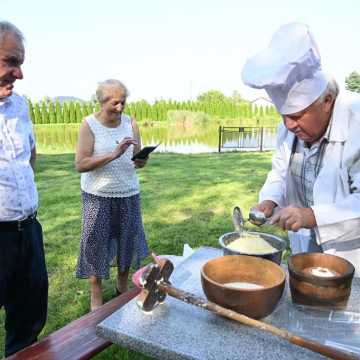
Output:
top-left (75, 79), bottom-right (149, 311)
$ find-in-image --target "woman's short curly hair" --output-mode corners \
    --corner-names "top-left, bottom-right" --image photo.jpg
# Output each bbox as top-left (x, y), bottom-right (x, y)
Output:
top-left (96, 79), bottom-right (129, 104)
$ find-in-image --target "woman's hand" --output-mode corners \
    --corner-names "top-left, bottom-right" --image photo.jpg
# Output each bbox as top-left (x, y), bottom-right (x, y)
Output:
top-left (269, 205), bottom-right (316, 231)
top-left (112, 137), bottom-right (137, 160)
top-left (134, 157), bottom-right (148, 169)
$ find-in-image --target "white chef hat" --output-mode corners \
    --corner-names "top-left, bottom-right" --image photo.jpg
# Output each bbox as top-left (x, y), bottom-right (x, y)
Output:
top-left (242, 23), bottom-right (328, 115)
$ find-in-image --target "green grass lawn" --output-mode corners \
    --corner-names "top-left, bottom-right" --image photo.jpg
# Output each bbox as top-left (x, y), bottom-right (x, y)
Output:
top-left (0, 151), bottom-right (287, 359)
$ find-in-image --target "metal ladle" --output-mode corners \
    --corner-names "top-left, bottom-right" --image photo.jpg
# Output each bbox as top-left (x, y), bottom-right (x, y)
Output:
top-left (248, 208), bottom-right (269, 226)
top-left (232, 206), bottom-right (270, 231)
top-left (232, 206), bottom-right (245, 233)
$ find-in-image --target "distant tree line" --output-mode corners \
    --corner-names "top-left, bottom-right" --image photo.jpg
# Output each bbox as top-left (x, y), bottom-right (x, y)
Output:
top-left (26, 90), bottom-right (279, 125)
top-left (25, 70), bottom-right (360, 125)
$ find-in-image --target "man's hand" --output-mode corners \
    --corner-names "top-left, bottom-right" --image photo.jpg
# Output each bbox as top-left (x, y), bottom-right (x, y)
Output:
top-left (252, 200), bottom-right (277, 218)
top-left (269, 205), bottom-right (316, 231)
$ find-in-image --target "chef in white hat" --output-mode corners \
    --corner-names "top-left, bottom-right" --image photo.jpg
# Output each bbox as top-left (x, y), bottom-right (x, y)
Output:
top-left (242, 22), bottom-right (360, 276)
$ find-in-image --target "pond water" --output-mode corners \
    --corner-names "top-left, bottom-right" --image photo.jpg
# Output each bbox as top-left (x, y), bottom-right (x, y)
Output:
top-left (34, 120), bottom-right (278, 154)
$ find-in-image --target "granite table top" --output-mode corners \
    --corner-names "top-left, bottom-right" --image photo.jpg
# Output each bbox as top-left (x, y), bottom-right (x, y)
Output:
top-left (97, 247), bottom-right (360, 360)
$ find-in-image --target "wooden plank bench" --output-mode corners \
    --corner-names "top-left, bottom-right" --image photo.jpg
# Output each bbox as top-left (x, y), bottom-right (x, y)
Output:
top-left (6, 287), bottom-right (140, 360)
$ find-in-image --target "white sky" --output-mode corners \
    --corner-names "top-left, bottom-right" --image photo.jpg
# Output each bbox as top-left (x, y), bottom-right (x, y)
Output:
top-left (1, 0), bottom-right (359, 103)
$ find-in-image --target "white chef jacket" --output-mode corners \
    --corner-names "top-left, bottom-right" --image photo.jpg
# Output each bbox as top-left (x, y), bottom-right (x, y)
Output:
top-left (259, 91), bottom-right (360, 276)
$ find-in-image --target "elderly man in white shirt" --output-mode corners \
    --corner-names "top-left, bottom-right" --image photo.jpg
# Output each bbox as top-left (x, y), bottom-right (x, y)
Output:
top-left (0, 21), bottom-right (48, 357)
top-left (242, 22), bottom-right (360, 277)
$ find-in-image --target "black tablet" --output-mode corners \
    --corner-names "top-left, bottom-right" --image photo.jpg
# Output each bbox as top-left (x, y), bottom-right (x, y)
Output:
top-left (131, 144), bottom-right (160, 161)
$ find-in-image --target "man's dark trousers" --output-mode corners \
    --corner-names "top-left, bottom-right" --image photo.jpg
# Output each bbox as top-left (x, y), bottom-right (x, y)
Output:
top-left (0, 218), bottom-right (48, 357)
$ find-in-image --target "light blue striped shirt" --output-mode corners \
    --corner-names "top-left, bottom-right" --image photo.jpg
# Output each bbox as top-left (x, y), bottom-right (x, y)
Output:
top-left (0, 93), bottom-right (38, 221)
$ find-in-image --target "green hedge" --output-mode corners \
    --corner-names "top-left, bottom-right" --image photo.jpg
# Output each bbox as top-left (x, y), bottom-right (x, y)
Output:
top-left (26, 98), bottom-right (279, 125)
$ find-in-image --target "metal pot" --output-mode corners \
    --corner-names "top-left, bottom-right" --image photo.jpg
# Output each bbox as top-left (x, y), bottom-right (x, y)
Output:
top-left (219, 231), bottom-right (287, 265)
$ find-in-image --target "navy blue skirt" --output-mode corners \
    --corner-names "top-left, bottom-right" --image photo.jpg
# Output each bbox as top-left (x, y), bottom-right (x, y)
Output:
top-left (76, 191), bottom-right (149, 279)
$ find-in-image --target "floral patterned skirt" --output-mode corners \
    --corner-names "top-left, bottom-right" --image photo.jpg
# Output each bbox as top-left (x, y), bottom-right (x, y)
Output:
top-left (76, 191), bottom-right (148, 279)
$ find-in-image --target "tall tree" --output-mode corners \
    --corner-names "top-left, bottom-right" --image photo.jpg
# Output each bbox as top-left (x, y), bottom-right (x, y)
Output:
top-left (69, 102), bottom-right (76, 123)
top-left (48, 101), bottom-right (56, 124)
top-left (41, 101), bottom-right (49, 124)
top-left (345, 71), bottom-right (360, 93)
top-left (197, 90), bottom-right (226, 103)
top-left (230, 90), bottom-right (243, 104)
top-left (63, 102), bottom-right (70, 124)
top-left (34, 103), bottom-right (42, 124)
top-left (55, 99), bottom-right (62, 123)
top-left (75, 102), bottom-right (83, 123)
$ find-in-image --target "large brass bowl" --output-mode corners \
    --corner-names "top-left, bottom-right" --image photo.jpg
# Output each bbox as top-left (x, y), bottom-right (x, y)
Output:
top-left (288, 252), bottom-right (355, 306)
top-left (201, 255), bottom-right (285, 319)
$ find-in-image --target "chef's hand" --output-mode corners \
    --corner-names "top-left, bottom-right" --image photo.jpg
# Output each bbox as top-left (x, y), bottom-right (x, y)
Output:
top-left (269, 205), bottom-right (316, 231)
top-left (252, 200), bottom-right (277, 218)
top-left (134, 157), bottom-right (148, 169)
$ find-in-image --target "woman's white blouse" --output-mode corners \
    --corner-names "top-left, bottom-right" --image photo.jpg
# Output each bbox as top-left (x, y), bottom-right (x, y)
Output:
top-left (80, 114), bottom-right (139, 198)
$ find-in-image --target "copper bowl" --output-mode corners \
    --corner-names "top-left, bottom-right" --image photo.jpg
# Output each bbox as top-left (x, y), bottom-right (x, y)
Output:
top-left (201, 255), bottom-right (285, 319)
top-left (219, 231), bottom-right (287, 265)
top-left (288, 253), bottom-right (355, 307)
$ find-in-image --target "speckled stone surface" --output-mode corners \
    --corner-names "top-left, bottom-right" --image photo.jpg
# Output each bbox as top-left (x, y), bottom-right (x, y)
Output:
top-left (97, 247), bottom-right (360, 360)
